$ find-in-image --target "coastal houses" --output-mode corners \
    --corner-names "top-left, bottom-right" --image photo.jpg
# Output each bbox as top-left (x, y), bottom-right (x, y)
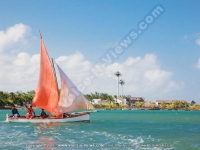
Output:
top-left (98, 100), bottom-right (110, 105)
top-left (91, 96), bottom-right (145, 106)
top-left (117, 96), bottom-right (126, 105)
top-left (156, 100), bottom-right (188, 108)
top-left (190, 100), bottom-right (196, 106)
top-left (143, 101), bottom-right (151, 108)
top-left (90, 97), bottom-right (194, 110)
top-left (91, 99), bottom-right (101, 105)
top-left (156, 100), bottom-right (171, 107)
top-left (91, 99), bottom-right (110, 105)
top-left (126, 97), bottom-right (145, 107)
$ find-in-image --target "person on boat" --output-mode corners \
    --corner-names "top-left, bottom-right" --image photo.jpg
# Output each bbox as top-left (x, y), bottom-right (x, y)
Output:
top-left (24, 103), bottom-right (35, 119)
top-left (54, 113), bottom-right (69, 118)
top-left (63, 113), bottom-right (70, 118)
top-left (40, 109), bottom-right (48, 118)
top-left (12, 106), bottom-right (20, 118)
top-left (56, 113), bottom-right (62, 118)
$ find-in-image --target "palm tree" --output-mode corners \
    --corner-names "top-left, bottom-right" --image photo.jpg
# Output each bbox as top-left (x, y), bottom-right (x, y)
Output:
top-left (114, 71), bottom-right (122, 102)
top-left (173, 101), bottom-right (179, 109)
top-left (183, 101), bottom-right (188, 109)
top-left (107, 95), bottom-right (114, 104)
top-left (160, 102), bottom-right (166, 109)
top-left (119, 79), bottom-right (125, 97)
top-left (10, 92), bottom-right (16, 102)
top-left (150, 102), bottom-right (156, 108)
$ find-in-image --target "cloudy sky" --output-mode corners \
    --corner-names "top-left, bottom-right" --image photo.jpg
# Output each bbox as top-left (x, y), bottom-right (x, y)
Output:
top-left (0, 0), bottom-right (200, 103)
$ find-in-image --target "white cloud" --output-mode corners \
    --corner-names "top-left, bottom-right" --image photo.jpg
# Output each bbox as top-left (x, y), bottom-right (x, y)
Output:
top-left (0, 53), bottom-right (39, 92)
top-left (13, 52), bottom-right (31, 66)
top-left (55, 52), bottom-right (93, 83)
top-left (0, 27), bottom-right (183, 101)
top-left (0, 23), bottom-right (30, 52)
top-left (84, 54), bottom-right (183, 100)
top-left (196, 38), bottom-right (200, 45)
top-left (196, 58), bottom-right (200, 69)
top-left (0, 23), bottom-right (37, 91)
top-left (0, 51), bottom-right (183, 101)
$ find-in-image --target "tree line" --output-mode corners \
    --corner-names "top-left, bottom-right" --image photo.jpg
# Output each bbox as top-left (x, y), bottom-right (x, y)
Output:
top-left (1, 90), bottom-right (199, 110)
top-left (84, 91), bottom-right (116, 104)
top-left (0, 91), bottom-right (35, 108)
top-left (0, 91), bottom-right (116, 108)
top-left (132, 101), bottom-right (200, 110)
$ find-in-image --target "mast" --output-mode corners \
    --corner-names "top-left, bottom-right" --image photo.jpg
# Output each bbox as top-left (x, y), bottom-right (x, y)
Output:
top-left (51, 58), bottom-right (59, 96)
top-left (39, 30), bottom-right (42, 39)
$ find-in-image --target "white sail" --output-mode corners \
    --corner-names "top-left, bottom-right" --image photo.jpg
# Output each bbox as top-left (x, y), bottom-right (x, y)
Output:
top-left (56, 64), bottom-right (93, 114)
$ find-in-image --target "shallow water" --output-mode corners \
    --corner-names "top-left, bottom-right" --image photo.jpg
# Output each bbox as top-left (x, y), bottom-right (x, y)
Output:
top-left (0, 109), bottom-right (200, 150)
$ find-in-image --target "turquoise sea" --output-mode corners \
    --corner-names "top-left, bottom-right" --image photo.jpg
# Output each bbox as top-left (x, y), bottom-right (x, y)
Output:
top-left (0, 109), bottom-right (200, 150)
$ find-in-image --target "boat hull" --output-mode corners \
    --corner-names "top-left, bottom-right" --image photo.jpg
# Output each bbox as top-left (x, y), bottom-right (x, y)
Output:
top-left (6, 114), bottom-right (90, 123)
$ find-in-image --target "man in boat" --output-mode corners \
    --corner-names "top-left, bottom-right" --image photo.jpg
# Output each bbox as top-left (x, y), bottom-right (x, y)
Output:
top-left (40, 109), bottom-right (48, 119)
top-left (63, 113), bottom-right (70, 118)
top-left (12, 106), bottom-right (20, 118)
top-left (55, 113), bottom-right (70, 118)
top-left (24, 103), bottom-right (35, 119)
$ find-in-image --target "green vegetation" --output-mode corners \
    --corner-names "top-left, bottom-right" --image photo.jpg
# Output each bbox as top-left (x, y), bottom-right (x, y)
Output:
top-left (189, 105), bottom-right (200, 110)
top-left (0, 91), bottom-right (35, 108)
top-left (159, 102), bottom-right (166, 109)
top-left (166, 101), bottom-right (189, 109)
top-left (84, 91), bottom-right (114, 104)
top-left (135, 102), bottom-right (144, 108)
top-left (92, 103), bottom-right (127, 109)
top-left (0, 90), bottom-right (199, 111)
top-left (150, 102), bottom-right (156, 108)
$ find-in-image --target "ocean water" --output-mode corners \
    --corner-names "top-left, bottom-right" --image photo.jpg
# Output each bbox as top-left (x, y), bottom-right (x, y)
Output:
top-left (0, 109), bottom-right (199, 150)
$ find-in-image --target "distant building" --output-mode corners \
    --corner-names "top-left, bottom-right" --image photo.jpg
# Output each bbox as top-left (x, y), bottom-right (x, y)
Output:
top-left (91, 99), bottom-right (114, 105)
top-left (156, 100), bottom-right (188, 107)
top-left (143, 101), bottom-right (151, 108)
top-left (98, 100), bottom-right (109, 105)
top-left (91, 99), bottom-right (101, 105)
top-left (156, 100), bottom-right (171, 106)
top-left (190, 100), bottom-right (196, 106)
top-left (126, 97), bottom-right (145, 106)
top-left (117, 97), bottom-right (126, 105)
top-left (122, 99), bottom-right (126, 105)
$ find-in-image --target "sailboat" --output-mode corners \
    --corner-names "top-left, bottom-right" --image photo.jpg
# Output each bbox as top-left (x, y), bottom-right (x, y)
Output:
top-left (6, 34), bottom-right (94, 123)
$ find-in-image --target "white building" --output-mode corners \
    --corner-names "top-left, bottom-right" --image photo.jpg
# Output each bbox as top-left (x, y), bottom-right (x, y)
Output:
top-left (116, 97), bottom-right (126, 105)
top-left (91, 99), bottom-right (101, 105)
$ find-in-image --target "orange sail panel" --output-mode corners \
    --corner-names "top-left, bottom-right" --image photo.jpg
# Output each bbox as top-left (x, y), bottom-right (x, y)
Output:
top-left (56, 64), bottom-right (93, 114)
top-left (32, 38), bottom-right (59, 114)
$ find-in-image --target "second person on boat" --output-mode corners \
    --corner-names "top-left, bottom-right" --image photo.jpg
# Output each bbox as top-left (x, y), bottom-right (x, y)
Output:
top-left (24, 103), bottom-right (35, 119)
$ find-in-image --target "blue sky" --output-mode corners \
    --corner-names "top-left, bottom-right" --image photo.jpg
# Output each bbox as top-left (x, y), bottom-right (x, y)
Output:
top-left (0, 0), bottom-right (200, 103)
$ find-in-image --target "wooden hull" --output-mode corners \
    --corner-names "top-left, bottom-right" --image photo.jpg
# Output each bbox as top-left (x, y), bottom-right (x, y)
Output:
top-left (5, 113), bottom-right (90, 123)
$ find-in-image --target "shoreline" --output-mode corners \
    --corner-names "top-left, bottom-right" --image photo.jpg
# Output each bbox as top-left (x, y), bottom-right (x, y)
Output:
top-left (1, 107), bottom-right (199, 111)
top-left (95, 108), bottom-right (200, 111)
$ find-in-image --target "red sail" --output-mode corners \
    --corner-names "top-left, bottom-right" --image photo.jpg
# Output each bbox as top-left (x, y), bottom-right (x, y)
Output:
top-left (32, 37), bottom-right (59, 114)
